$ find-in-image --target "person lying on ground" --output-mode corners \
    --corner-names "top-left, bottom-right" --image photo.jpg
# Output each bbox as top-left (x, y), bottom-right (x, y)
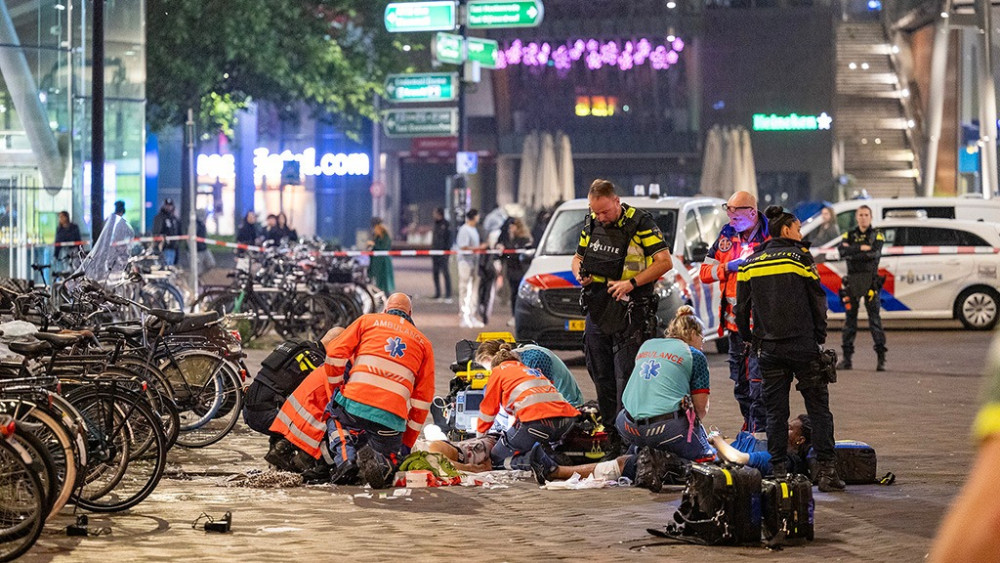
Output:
top-left (476, 339), bottom-right (585, 408)
top-left (708, 414), bottom-right (813, 477)
top-left (427, 435), bottom-right (497, 473)
top-left (475, 342), bottom-right (580, 472)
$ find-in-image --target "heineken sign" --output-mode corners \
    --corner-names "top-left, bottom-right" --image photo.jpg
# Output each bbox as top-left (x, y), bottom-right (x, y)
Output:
top-left (382, 108), bottom-right (459, 137)
top-left (467, 0), bottom-right (544, 29)
top-left (432, 32), bottom-right (500, 68)
top-left (385, 73), bottom-right (459, 103)
top-left (752, 112), bottom-right (833, 132)
top-left (384, 1), bottom-right (457, 33)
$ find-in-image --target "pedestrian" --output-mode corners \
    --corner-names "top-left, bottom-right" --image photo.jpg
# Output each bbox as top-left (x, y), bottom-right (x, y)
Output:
top-left (498, 217), bottom-right (532, 323)
top-left (367, 216), bottom-right (395, 294)
top-left (531, 208), bottom-right (552, 248)
top-left (456, 209), bottom-right (486, 328)
top-left (263, 214), bottom-right (282, 244)
top-left (53, 211), bottom-right (81, 264)
top-left (836, 204), bottom-right (887, 371)
top-left (808, 205), bottom-right (840, 246)
top-left (474, 341), bottom-right (580, 474)
top-left (152, 198), bottom-right (181, 265)
top-left (431, 207), bottom-right (453, 302)
top-left (571, 179), bottom-right (672, 456)
top-left (734, 205), bottom-right (845, 491)
top-left (277, 212), bottom-right (298, 242)
top-left (236, 211), bottom-right (259, 247)
top-left (114, 200), bottom-right (126, 217)
top-left (699, 190), bottom-right (769, 433)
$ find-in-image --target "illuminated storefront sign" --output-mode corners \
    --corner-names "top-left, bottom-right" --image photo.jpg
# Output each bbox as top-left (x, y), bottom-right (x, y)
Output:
top-left (575, 96), bottom-right (618, 117)
top-left (752, 112), bottom-right (833, 132)
top-left (196, 149), bottom-right (371, 180)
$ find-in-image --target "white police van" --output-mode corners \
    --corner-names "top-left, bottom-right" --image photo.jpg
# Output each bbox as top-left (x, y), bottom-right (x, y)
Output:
top-left (514, 196), bottom-right (728, 351)
top-left (815, 217), bottom-right (1000, 330)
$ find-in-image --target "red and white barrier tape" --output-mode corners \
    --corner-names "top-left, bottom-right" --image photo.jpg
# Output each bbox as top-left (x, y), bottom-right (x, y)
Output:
top-left (815, 245), bottom-right (1000, 257)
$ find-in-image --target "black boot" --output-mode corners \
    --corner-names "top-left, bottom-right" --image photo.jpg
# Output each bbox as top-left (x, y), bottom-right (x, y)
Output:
top-left (876, 350), bottom-right (886, 372)
top-left (837, 353), bottom-right (852, 370)
top-left (816, 461), bottom-right (846, 492)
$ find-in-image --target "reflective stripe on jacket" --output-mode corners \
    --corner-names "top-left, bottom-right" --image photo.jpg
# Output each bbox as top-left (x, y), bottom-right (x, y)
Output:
top-left (477, 360), bottom-right (579, 435)
top-left (699, 219), bottom-right (769, 333)
top-left (268, 367), bottom-right (330, 459)
top-left (324, 312), bottom-right (436, 448)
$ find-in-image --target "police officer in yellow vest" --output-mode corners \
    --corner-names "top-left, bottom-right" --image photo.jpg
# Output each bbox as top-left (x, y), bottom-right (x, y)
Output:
top-left (571, 179), bottom-right (673, 454)
top-left (837, 205), bottom-right (887, 371)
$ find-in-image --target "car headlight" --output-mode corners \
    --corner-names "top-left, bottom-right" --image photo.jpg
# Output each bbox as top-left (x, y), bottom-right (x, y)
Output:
top-left (518, 280), bottom-right (542, 307)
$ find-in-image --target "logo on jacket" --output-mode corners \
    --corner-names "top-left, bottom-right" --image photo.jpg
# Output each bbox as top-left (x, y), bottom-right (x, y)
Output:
top-left (639, 359), bottom-right (660, 380)
top-left (384, 337), bottom-right (407, 358)
top-left (718, 238), bottom-right (733, 252)
top-left (526, 367), bottom-right (544, 379)
top-left (589, 239), bottom-right (622, 256)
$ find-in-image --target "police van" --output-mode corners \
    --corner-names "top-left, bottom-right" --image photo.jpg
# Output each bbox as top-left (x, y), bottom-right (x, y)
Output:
top-left (514, 196), bottom-right (728, 351)
top-left (814, 217), bottom-right (1000, 330)
top-left (801, 196), bottom-right (1000, 247)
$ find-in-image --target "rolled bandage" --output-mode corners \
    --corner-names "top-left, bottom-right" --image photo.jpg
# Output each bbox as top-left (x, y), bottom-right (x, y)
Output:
top-left (592, 459), bottom-right (622, 481)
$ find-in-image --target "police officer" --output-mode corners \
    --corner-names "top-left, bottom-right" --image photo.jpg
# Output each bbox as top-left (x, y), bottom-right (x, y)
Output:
top-left (571, 179), bottom-right (672, 454)
top-left (700, 190), bottom-right (769, 433)
top-left (837, 205), bottom-right (887, 371)
top-left (735, 206), bottom-right (845, 491)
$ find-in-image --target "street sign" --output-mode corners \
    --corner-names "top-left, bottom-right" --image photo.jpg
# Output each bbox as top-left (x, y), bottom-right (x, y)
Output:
top-left (466, 0), bottom-right (543, 29)
top-left (457, 151), bottom-right (479, 174)
top-left (432, 33), bottom-right (500, 68)
top-left (385, 73), bottom-right (458, 103)
top-left (384, 1), bottom-right (457, 33)
top-left (382, 108), bottom-right (459, 137)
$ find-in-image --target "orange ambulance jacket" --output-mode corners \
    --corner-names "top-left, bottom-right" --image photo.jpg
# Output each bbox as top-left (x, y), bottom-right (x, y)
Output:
top-left (477, 360), bottom-right (579, 435)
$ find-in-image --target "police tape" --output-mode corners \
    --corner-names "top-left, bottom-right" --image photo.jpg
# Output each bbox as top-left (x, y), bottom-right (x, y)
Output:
top-left (815, 245), bottom-right (1000, 258)
top-left (116, 235), bottom-right (533, 257)
top-left (0, 240), bottom-right (90, 250)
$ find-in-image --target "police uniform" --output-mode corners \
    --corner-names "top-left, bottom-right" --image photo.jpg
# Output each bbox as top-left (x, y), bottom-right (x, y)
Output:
top-left (734, 237), bottom-right (837, 476)
top-left (699, 218), bottom-right (769, 432)
top-left (838, 226), bottom-right (887, 367)
top-left (577, 203), bottom-right (668, 437)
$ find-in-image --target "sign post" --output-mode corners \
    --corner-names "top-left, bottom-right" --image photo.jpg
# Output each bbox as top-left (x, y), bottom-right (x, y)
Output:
top-left (432, 33), bottom-right (499, 68)
top-left (384, 73), bottom-right (459, 103)
top-left (384, 1), bottom-right (457, 33)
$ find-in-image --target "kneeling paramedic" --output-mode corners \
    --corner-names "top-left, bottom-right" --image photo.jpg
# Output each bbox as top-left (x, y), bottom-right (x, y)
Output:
top-left (571, 179), bottom-right (672, 454)
top-left (735, 206), bottom-right (845, 492)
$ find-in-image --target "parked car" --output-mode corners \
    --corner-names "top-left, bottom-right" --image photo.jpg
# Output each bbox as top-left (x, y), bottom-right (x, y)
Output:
top-left (814, 217), bottom-right (1000, 330)
top-left (514, 196), bottom-right (728, 350)
top-left (801, 196), bottom-right (1000, 247)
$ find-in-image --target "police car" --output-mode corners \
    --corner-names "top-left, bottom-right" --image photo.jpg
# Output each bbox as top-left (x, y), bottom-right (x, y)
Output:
top-left (814, 217), bottom-right (1000, 330)
top-left (514, 196), bottom-right (728, 350)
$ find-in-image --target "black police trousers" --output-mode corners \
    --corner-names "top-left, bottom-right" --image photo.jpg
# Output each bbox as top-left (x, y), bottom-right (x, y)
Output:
top-left (583, 306), bottom-right (652, 433)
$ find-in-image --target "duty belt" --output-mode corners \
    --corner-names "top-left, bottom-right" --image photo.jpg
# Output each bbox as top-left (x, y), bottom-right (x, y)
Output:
top-left (626, 409), bottom-right (686, 425)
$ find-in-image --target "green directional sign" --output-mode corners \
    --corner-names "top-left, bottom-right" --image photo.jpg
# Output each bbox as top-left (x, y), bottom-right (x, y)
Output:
top-left (432, 33), bottom-right (500, 68)
top-left (385, 73), bottom-right (458, 103)
top-left (382, 108), bottom-right (459, 137)
top-left (385, 1), bottom-right (457, 33)
top-left (467, 0), bottom-right (543, 29)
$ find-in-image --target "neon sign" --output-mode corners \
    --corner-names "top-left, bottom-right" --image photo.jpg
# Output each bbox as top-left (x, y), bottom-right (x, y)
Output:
top-left (752, 112), bottom-right (833, 132)
top-left (499, 37), bottom-right (684, 72)
top-left (575, 96), bottom-right (618, 117)
top-left (196, 149), bottom-right (371, 179)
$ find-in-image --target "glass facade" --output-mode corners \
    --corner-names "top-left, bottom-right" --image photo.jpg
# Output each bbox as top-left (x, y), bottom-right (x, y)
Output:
top-left (0, 0), bottom-right (145, 277)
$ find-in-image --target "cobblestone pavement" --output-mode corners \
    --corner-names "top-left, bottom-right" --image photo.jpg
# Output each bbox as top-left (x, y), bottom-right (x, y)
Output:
top-left (21, 258), bottom-right (992, 562)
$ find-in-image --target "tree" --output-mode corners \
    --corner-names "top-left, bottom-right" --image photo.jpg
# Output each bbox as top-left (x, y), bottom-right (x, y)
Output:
top-left (146, 0), bottom-right (415, 139)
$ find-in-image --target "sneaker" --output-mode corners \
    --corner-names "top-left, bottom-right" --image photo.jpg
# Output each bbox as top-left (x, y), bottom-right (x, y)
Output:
top-left (357, 446), bottom-right (394, 489)
top-left (328, 461), bottom-right (360, 485)
top-left (528, 444), bottom-right (557, 485)
top-left (264, 438), bottom-right (297, 472)
top-left (635, 446), bottom-right (664, 493)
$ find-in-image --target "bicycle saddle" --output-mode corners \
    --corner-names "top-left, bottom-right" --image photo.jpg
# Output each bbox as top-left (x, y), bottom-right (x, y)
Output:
top-left (33, 331), bottom-right (86, 348)
top-left (8, 340), bottom-right (54, 357)
top-left (148, 309), bottom-right (186, 323)
top-left (105, 325), bottom-right (143, 338)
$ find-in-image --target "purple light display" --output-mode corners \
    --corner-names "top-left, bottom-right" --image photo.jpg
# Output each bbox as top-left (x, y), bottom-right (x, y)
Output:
top-left (496, 37), bottom-right (684, 72)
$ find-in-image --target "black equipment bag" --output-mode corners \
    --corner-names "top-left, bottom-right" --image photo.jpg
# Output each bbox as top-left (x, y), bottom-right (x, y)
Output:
top-left (761, 474), bottom-right (814, 546)
top-left (834, 440), bottom-right (878, 484)
top-left (242, 339), bottom-right (325, 435)
top-left (662, 463), bottom-right (762, 546)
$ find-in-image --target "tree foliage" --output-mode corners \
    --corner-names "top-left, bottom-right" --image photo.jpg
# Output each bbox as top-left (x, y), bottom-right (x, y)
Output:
top-left (146, 0), bottom-right (414, 138)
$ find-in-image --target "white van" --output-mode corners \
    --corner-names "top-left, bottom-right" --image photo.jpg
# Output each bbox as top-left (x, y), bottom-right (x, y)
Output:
top-left (801, 196), bottom-right (1000, 246)
top-left (514, 196), bottom-right (729, 352)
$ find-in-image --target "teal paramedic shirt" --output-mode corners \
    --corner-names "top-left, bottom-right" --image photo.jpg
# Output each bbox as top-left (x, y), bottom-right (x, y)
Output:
top-left (621, 337), bottom-right (710, 419)
top-left (517, 345), bottom-right (585, 408)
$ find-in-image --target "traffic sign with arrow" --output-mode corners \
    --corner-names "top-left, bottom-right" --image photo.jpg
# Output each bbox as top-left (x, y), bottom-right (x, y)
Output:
top-left (382, 108), bottom-right (459, 137)
top-left (466, 0), bottom-right (543, 29)
top-left (384, 73), bottom-right (459, 103)
top-left (385, 1), bottom-right (457, 33)
top-left (432, 32), bottom-right (500, 68)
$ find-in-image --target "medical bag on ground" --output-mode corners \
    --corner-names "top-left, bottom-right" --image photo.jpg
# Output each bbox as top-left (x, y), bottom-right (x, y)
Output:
top-left (656, 463), bottom-right (762, 546)
top-left (760, 474), bottom-right (814, 546)
top-left (834, 440), bottom-right (878, 484)
top-left (242, 338), bottom-right (325, 435)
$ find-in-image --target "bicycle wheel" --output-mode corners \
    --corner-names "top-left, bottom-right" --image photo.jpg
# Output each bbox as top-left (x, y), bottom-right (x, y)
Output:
top-left (158, 351), bottom-right (226, 432)
top-left (0, 440), bottom-right (45, 562)
top-left (10, 427), bottom-right (56, 518)
top-left (203, 291), bottom-right (268, 342)
top-left (68, 387), bottom-right (166, 513)
top-left (174, 359), bottom-right (244, 448)
top-left (152, 282), bottom-right (184, 312)
top-left (100, 367), bottom-right (180, 451)
top-left (275, 293), bottom-right (334, 340)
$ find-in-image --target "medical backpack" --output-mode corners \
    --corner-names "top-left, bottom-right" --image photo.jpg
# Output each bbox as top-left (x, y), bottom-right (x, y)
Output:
top-left (654, 463), bottom-right (762, 546)
top-left (242, 338), bottom-right (325, 435)
top-left (761, 474), bottom-right (814, 546)
top-left (834, 440), bottom-right (878, 484)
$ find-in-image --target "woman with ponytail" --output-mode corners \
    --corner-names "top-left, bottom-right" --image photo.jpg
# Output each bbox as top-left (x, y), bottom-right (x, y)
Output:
top-left (473, 342), bottom-right (580, 475)
top-left (615, 305), bottom-right (717, 465)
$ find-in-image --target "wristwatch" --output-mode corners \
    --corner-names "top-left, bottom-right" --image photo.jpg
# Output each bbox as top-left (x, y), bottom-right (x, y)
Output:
top-left (629, 278), bottom-right (638, 288)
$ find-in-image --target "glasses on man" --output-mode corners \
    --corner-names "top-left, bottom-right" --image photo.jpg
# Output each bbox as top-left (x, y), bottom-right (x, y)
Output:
top-left (723, 204), bottom-right (755, 215)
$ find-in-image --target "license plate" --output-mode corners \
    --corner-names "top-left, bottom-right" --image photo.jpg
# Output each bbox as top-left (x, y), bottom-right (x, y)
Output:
top-left (565, 319), bottom-right (586, 331)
